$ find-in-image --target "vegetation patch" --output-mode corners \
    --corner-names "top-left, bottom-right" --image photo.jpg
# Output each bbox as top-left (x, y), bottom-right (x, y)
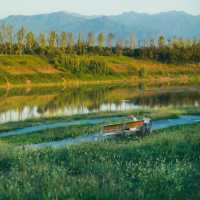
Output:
top-left (0, 123), bottom-right (199, 199)
top-left (1, 124), bottom-right (101, 145)
top-left (0, 54), bottom-right (199, 85)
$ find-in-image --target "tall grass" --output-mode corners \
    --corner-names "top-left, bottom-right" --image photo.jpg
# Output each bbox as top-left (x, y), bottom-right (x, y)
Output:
top-left (0, 123), bottom-right (200, 199)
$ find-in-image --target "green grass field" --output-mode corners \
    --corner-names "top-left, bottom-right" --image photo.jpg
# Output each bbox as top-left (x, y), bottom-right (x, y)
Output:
top-left (0, 122), bottom-right (199, 199)
top-left (0, 55), bottom-right (200, 86)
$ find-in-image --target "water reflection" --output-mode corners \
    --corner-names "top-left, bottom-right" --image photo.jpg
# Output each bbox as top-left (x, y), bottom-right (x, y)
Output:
top-left (0, 85), bottom-right (200, 124)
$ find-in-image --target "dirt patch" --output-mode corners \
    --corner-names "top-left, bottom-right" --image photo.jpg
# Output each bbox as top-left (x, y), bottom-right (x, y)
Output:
top-left (34, 66), bottom-right (60, 74)
top-left (0, 66), bottom-right (60, 75)
top-left (109, 63), bottom-right (130, 73)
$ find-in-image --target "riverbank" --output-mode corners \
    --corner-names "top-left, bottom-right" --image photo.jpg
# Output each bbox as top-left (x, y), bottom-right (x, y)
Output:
top-left (0, 122), bottom-right (199, 199)
top-left (0, 105), bottom-right (199, 132)
top-left (0, 55), bottom-right (200, 87)
top-left (1, 115), bottom-right (200, 147)
top-left (1, 106), bottom-right (200, 145)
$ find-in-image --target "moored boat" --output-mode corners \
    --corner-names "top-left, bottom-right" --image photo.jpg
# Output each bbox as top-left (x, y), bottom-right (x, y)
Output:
top-left (103, 116), bottom-right (152, 137)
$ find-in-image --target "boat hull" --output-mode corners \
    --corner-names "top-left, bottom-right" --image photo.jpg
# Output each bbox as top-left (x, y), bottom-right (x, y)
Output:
top-left (103, 120), bottom-right (152, 137)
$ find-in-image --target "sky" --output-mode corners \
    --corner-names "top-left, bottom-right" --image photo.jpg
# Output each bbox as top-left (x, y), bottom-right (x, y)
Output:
top-left (0, 0), bottom-right (199, 19)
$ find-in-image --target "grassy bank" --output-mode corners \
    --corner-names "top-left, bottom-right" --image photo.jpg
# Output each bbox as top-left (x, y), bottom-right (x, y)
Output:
top-left (0, 55), bottom-right (69, 87)
top-left (0, 123), bottom-right (199, 199)
top-left (1, 124), bottom-right (101, 145)
top-left (0, 55), bottom-right (200, 87)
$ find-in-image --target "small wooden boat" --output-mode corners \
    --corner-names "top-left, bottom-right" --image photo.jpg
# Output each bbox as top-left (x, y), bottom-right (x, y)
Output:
top-left (103, 118), bottom-right (152, 137)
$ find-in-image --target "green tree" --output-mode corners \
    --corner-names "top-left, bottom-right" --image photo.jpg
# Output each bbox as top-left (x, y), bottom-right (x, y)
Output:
top-left (16, 26), bottom-right (26, 55)
top-left (0, 25), bottom-right (14, 54)
top-left (116, 40), bottom-right (124, 55)
top-left (68, 32), bottom-right (75, 50)
top-left (77, 32), bottom-right (83, 49)
top-left (56, 33), bottom-right (60, 48)
top-left (77, 32), bottom-right (85, 54)
top-left (60, 32), bottom-right (67, 51)
top-left (129, 33), bottom-right (136, 49)
top-left (107, 33), bottom-right (114, 48)
top-left (39, 33), bottom-right (46, 49)
top-left (26, 32), bottom-right (35, 50)
top-left (48, 31), bottom-right (57, 49)
top-left (87, 32), bottom-right (95, 47)
top-left (6, 25), bottom-right (14, 54)
top-left (158, 35), bottom-right (166, 48)
top-left (97, 32), bottom-right (105, 48)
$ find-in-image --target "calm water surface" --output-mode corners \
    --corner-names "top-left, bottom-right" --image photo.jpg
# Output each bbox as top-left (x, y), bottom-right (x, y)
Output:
top-left (0, 84), bottom-right (199, 124)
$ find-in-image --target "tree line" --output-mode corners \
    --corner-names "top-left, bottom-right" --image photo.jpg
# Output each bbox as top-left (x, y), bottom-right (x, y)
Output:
top-left (0, 25), bottom-right (136, 54)
top-left (0, 25), bottom-right (200, 64)
top-left (128, 36), bottom-right (200, 64)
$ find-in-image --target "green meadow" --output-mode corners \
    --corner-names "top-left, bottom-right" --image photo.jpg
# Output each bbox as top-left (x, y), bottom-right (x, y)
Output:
top-left (0, 122), bottom-right (200, 200)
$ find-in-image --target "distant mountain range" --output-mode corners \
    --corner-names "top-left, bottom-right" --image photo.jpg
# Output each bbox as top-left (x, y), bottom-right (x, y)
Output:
top-left (0, 11), bottom-right (200, 40)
